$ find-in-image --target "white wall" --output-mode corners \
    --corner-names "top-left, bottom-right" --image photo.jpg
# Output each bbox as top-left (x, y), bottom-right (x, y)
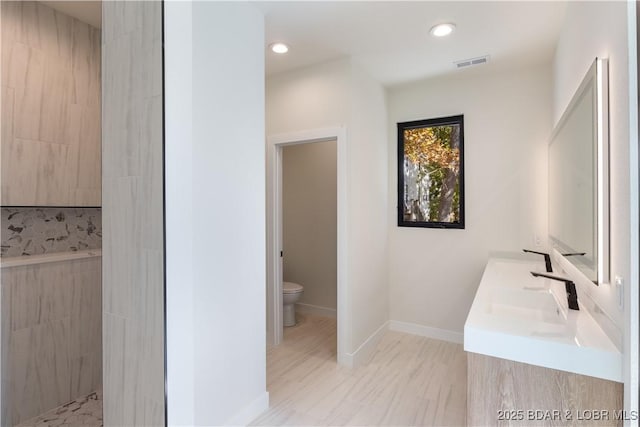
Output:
top-left (267, 60), bottom-right (351, 134)
top-left (553, 0), bottom-right (627, 329)
top-left (387, 65), bottom-right (552, 336)
top-left (283, 141), bottom-right (337, 312)
top-left (266, 59), bottom-right (389, 356)
top-left (165, 1), bottom-right (194, 424)
top-left (552, 0), bottom-right (637, 415)
top-left (348, 64), bottom-right (389, 350)
top-left (165, 2), bottom-right (267, 425)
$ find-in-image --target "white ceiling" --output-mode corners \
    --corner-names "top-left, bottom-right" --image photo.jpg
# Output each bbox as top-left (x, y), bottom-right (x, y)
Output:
top-left (37, 1), bottom-right (568, 87)
top-left (255, 1), bottom-right (568, 86)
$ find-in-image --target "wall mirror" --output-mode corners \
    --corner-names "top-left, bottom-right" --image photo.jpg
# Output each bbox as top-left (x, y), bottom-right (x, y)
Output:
top-left (548, 58), bottom-right (609, 285)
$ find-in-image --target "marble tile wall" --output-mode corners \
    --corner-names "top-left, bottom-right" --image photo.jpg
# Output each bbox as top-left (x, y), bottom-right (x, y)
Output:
top-left (1, 208), bottom-right (102, 257)
top-left (2, 256), bottom-right (102, 425)
top-left (1, 1), bottom-right (101, 206)
top-left (102, 1), bottom-right (165, 426)
top-left (1, 266), bottom-right (9, 426)
top-left (0, 4), bottom-right (104, 425)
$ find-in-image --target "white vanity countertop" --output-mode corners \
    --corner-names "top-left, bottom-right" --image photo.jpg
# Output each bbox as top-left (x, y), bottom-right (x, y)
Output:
top-left (464, 256), bottom-right (622, 383)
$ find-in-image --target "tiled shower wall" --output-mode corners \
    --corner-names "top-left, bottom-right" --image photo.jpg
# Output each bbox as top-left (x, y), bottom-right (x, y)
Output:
top-left (1, 1), bottom-right (103, 425)
top-left (1, 208), bottom-right (102, 257)
top-left (2, 256), bottom-right (102, 425)
top-left (1, 1), bottom-right (101, 207)
top-left (0, 208), bottom-right (102, 426)
top-left (102, 1), bottom-right (165, 425)
top-left (0, 209), bottom-right (103, 427)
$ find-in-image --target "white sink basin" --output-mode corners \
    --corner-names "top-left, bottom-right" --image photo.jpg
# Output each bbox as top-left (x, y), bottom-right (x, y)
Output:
top-left (464, 256), bottom-right (622, 382)
top-left (487, 288), bottom-right (565, 325)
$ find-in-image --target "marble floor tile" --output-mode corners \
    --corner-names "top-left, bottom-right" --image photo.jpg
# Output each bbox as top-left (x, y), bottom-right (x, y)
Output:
top-left (15, 390), bottom-right (102, 427)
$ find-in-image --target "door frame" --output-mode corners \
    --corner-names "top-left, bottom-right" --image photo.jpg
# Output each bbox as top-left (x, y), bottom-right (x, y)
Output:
top-left (266, 127), bottom-right (349, 365)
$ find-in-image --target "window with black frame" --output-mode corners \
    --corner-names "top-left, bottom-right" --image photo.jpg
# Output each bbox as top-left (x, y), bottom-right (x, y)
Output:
top-left (397, 115), bottom-right (465, 229)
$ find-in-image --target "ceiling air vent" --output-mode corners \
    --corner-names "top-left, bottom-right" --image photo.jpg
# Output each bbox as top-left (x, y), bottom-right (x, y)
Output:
top-left (454, 55), bottom-right (490, 69)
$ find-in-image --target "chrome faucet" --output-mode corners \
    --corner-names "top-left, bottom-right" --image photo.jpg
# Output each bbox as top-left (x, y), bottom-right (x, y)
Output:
top-left (523, 249), bottom-right (553, 273)
top-left (530, 272), bottom-right (580, 311)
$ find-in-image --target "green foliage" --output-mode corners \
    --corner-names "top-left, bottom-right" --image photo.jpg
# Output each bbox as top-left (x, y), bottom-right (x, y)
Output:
top-left (404, 126), bottom-right (459, 172)
top-left (404, 124), bottom-right (461, 222)
top-left (452, 180), bottom-right (460, 222)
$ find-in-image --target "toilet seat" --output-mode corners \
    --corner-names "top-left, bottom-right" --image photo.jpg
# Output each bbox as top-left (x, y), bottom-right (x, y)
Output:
top-left (283, 281), bottom-right (303, 294)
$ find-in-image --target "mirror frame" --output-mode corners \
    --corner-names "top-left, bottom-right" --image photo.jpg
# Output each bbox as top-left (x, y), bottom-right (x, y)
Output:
top-left (549, 58), bottom-right (609, 285)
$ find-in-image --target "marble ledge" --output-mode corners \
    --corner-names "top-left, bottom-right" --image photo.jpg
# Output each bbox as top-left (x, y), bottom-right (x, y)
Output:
top-left (1, 249), bottom-right (102, 268)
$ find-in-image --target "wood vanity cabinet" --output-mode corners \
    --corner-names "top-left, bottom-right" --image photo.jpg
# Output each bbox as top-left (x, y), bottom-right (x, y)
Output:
top-left (467, 352), bottom-right (623, 427)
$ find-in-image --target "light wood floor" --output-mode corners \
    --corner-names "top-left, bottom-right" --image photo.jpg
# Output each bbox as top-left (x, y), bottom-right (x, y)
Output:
top-left (251, 314), bottom-right (467, 426)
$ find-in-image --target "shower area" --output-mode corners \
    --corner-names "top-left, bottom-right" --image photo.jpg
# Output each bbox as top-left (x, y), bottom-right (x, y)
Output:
top-left (1, 1), bottom-right (103, 425)
top-left (1, 0), bottom-right (166, 425)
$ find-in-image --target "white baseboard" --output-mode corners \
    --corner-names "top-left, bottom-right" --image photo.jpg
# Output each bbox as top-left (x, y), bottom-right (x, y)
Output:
top-left (295, 302), bottom-right (337, 318)
top-left (389, 320), bottom-right (463, 344)
top-left (224, 391), bottom-right (269, 426)
top-left (343, 320), bottom-right (390, 368)
top-left (340, 320), bottom-right (463, 368)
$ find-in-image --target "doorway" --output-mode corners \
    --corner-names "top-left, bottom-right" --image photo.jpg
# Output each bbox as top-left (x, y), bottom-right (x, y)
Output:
top-left (283, 139), bottom-right (337, 322)
top-left (266, 128), bottom-right (350, 365)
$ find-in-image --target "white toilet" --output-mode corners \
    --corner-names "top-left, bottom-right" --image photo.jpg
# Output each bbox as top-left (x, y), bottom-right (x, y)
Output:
top-left (283, 281), bottom-right (304, 327)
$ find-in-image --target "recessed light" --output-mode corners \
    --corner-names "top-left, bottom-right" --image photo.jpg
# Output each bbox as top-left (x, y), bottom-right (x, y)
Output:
top-left (270, 42), bottom-right (289, 54)
top-left (430, 23), bottom-right (456, 38)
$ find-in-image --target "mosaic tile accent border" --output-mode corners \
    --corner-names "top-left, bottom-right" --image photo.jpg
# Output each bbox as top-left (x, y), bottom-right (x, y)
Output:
top-left (1, 208), bottom-right (102, 257)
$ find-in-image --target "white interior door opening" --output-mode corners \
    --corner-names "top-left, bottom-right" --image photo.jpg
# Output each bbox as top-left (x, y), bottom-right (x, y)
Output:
top-left (266, 128), bottom-right (350, 365)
